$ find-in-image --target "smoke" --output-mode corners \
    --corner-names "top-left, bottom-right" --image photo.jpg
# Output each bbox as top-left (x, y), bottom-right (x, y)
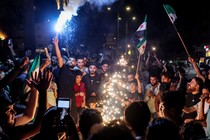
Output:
top-left (87, 0), bottom-right (118, 9)
top-left (55, 0), bottom-right (118, 32)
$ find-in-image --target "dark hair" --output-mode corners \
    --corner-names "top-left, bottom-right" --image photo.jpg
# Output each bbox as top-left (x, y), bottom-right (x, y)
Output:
top-left (149, 74), bottom-right (158, 78)
top-left (159, 82), bottom-right (170, 93)
top-left (203, 79), bottom-right (210, 91)
top-left (74, 70), bottom-right (83, 76)
top-left (89, 120), bottom-right (135, 140)
top-left (130, 79), bottom-right (137, 85)
top-left (161, 91), bottom-right (185, 114)
top-left (146, 118), bottom-right (181, 140)
top-left (87, 97), bottom-right (97, 105)
top-left (79, 108), bottom-right (103, 140)
top-left (124, 101), bottom-right (151, 136)
top-left (161, 71), bottom-right (173, 80)
top-left (160, 91), bottom-right (185, 127)
top-left (179, 121), bottom-right (206, 140)
top-left (193, 77), bottom-right (203, 92)
top-left (39, 106), bottom-right (79, 140)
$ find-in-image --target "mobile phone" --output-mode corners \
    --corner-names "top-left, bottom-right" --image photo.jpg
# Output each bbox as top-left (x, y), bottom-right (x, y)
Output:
top-left (57, 98), bottom-right (70, 109)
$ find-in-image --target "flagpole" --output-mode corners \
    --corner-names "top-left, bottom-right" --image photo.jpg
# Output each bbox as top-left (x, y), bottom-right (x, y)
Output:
top-left (171, 24), bottom-right (190, 57)
top-left (163, 5), bottom-right (190, 57)
top-left (136, 52), bottom-right (141, 75)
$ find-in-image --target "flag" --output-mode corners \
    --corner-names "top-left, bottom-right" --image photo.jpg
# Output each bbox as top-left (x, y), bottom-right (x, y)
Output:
top-left (26, 55), bottom-right (41, 80)
top-left (134, 15), bottom-right (147, 41)
top-left (134, 15), bottom-right (147, 55)
top-left (163, 4), bottom-right (177, 23)
top-left (136, 37), bottom-right (147, 55)
top-left (23, 55), bottom-right (41, 94)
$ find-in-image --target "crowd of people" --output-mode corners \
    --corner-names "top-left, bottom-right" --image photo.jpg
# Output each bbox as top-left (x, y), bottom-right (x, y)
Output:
top-left (0, 36), bottom-right (210, 140)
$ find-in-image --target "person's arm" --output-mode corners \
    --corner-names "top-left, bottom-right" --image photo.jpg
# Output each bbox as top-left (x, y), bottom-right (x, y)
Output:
top-left (53, 37), bottom-right (64, 68)
top-left (19, 70), bottom-right (52, 139)
top-left (196, 93), bottom-right (209, 120)
top-left (162, 62), bottom-right (167, 73)
top-left (39, 58), bottom-right (51, 72)
top-left (8, 39), bottom-right (17, 58)
top-left (188, 57), bottom-right (206, 82)
top-left (153, 52), bottom-right (162, 68)
top-left (15, 87), bottom-right (38, 126)
top-left (52, 82), bottom-right (58, 99)
top-left (176, 71), bottom-right (182, 91)
top-left (196, 99), bottom-right (205, 120)
top-left (145, 51), bottom-right (150, 67)
top-left (0, 57), bottom-right (29, 88)
top-left (182, 106), bottom-right (197, 113)
top-left (135, 74), bottom-right (142, 93)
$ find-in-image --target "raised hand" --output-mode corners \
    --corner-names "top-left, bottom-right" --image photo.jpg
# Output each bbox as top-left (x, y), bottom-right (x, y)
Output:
top-left (29, 70), bottom-right (52, 92)
top-left (135, 74), bottom-right (139, 80)
top-left (53, 37), bottom-right (59, 46)
top-left (188, 57), bottom-right (195, 64)
top-left (19, 57), bottom-right (29, 69)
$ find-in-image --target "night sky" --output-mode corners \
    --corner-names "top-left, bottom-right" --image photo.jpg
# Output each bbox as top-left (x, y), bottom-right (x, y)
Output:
top-left (30, 0), bottom-right (210, 59)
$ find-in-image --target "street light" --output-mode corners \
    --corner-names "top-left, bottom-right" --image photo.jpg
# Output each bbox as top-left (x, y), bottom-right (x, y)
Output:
top-left (126, 6), bottom-right (131, 12)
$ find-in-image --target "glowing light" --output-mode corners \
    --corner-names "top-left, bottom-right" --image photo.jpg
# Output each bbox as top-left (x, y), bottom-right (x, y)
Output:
top-left (102, 55), bottom-right (130, 124)
top-left (55, 0), bottom-right (118, 32)
top-left (152, 47), bottom-right (156, 51)
top-left (128, 50), bottom-right (132, 55)
top-left (0, 31), bottom-right (7, 40)
top-left (126, 6), bottom-right (131, 11)
top-left (107, 7), bottom-right (111, 11)
top-left (117, 55), bottom-right (128, 66)
top-left (55, 11), bottom-right (73, 32)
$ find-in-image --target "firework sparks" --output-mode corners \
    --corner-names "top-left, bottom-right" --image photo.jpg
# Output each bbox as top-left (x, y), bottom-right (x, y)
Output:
top-left (101, 55), bottom-right (130, 124)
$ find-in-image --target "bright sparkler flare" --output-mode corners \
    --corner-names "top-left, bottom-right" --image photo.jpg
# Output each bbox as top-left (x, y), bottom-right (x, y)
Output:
top-left (55, 11), bottom-right (73, 32)
top-left (55, 0), bottom-right (84, 33)
top-left (0, 31), bottom-right (7, 40)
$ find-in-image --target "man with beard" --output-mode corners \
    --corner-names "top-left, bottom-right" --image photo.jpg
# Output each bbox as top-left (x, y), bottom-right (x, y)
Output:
top-left (73, 55), bottom-right (88, 76)
top-left (182, 77), bottom-right (203, 123)
top-left (82, 62), bottom-right (101, 103)
top-left (145, 74), bottom-right (160, 119)
top-left (53, 37), bottom-right (78, 122)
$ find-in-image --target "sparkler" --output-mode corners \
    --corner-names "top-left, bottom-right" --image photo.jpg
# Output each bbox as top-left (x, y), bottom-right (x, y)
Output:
top-left (101, 55), bottom-right (129, 124)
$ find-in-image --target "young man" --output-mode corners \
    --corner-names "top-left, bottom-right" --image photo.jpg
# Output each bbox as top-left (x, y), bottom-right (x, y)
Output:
top-left (144, 74), bottom-right (160, 118)
top-left (124, 74), bottom-right (144, 106)
top-left (53, 37), bottom-right (78, 122)
top-left (182, 77), bottom-right (203, 123)
top-left (82, 62), bottom-right (101, 103)
top-left (0, 70), bottom-right (52, 139)
top-left (73, 55), bottom-right (88, 75)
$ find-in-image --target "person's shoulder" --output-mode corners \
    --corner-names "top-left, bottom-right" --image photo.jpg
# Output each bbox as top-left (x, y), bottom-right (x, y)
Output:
top-left (145, 84), bottom-right (152, 88)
